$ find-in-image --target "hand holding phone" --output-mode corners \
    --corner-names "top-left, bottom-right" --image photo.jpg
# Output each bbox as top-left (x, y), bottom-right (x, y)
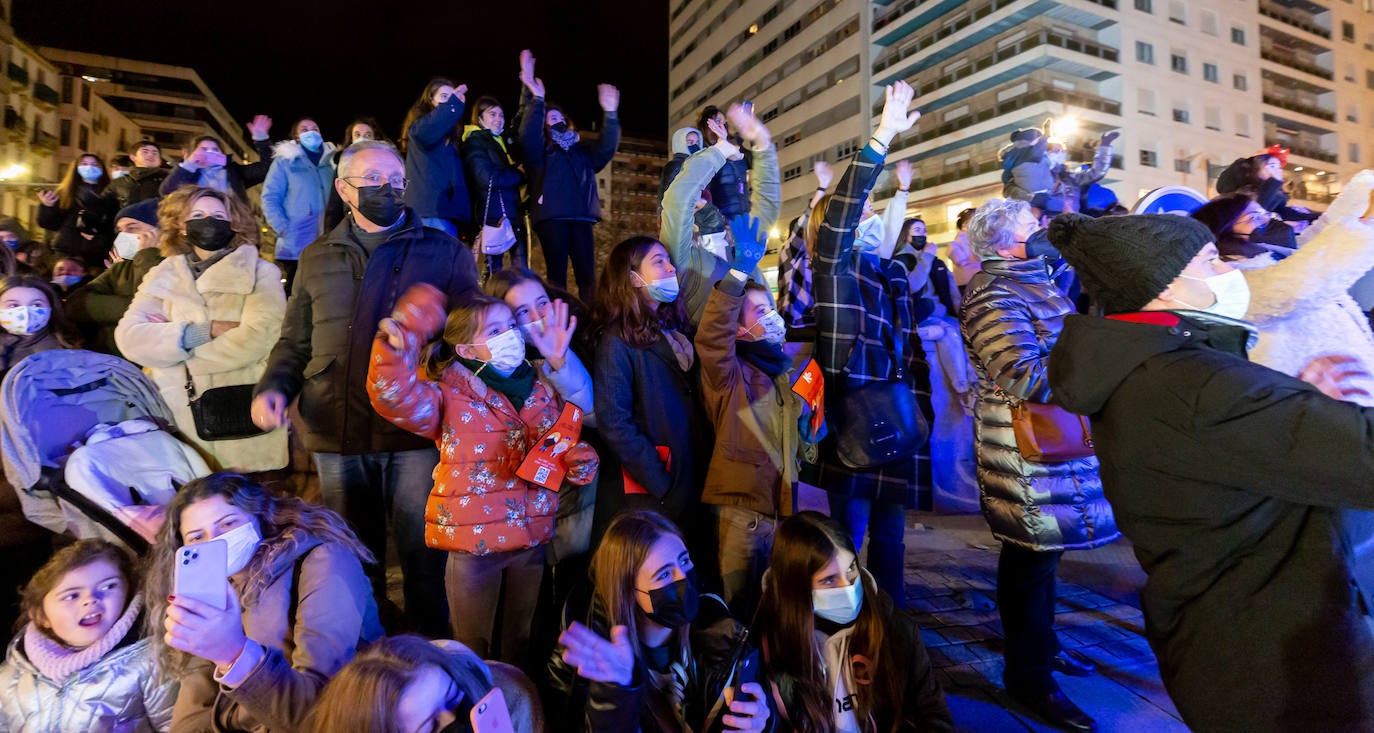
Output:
top-left (174, 539), bottom-right (228, 611)
top-left (722, 682), bottom-right (769, 731)
top-left (470, 688), bottom-right (515, 733)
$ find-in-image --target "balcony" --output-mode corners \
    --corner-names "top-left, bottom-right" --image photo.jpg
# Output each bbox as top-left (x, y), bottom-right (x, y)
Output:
top-left (876, 26), bottom-right (1119, 88)
top-left (1257, 1), bottom-right (1330, 40)
top-left (1261, 49), bottom-right (1334, 80)
top-left (1263, 94), bottom-right (1335, 122)
top-left (7, 62), bottom-right (28, 88)
top-left (1281, 142), bottom-right (1337, 163)
top-left (4, 108), bottom-right (28, 142)
top-left (32, 130), bottom-right (57, 155)
top-left (32, 82), bottom-right (59, 109)
top-left (874, 0), bottom-right (1117, 37)
top-left (889, 86), bottom-right (1122, 156)
top-left (873, 154), bottom-right (1123, 199)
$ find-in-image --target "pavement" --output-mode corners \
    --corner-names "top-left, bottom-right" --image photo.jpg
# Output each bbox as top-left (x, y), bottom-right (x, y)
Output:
top-left (796, 484), bottom-right (1188, 733)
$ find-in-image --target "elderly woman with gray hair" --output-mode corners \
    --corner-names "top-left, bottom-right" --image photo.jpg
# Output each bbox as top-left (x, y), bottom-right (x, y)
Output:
top-left (958, 197), bottom-right (1118, 732)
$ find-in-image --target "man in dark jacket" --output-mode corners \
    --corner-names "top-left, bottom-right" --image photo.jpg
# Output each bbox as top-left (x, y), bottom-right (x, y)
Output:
top-left (1046, 212), bottom-right (1374, 732)
top-left (66, 199), bottom-right (163, 357)
top-left (160, 115), bottom-right (274, 205)
top-left (252, 141), bottom-right (479, 637)
top-left (103, 140), bottom-right (168, 209)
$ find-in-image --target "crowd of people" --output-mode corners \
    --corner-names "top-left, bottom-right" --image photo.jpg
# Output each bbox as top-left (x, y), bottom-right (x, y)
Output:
top-left (1, 44), bottom-right (1373, 733)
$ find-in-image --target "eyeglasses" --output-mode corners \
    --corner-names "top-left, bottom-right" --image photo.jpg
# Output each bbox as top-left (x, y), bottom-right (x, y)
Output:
top-left (341, 174), bottom-right (409, 191)
top-left (1239, 211), bottom-right (1276, 227)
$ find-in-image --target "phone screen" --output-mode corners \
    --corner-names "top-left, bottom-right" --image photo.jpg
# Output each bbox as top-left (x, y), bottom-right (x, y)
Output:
top-left (470, 688), bottom-right (515, 733)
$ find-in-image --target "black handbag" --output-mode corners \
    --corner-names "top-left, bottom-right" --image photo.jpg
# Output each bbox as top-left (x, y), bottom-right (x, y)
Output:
top-left (184, 366), bottom-right (266, 442)
top-left (833, 295), bottom-right (929, 470)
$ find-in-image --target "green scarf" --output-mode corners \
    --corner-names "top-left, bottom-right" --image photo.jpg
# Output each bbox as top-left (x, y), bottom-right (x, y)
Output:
top-left (458, 357), bottom-right (536, 408)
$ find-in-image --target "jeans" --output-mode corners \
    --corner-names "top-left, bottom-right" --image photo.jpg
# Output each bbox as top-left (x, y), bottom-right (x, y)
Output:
top-left (998, 543), bottom-right (1065, 697)
top-left (313, 448), bottom-right (448, 637)
top-left (827, 494), bottom-right (907, 608)
top-left (716, 505), bottom-right (776, 622)
top-left (421, 216), bottom-right (459, 238)
top-left (533, 219), bottom-right (597, 299)
top-left (446, 546), bottom-right (545, 665)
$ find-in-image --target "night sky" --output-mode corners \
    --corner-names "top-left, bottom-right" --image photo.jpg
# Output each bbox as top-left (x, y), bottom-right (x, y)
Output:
top-left (14, 0), bottom-right (669, 144)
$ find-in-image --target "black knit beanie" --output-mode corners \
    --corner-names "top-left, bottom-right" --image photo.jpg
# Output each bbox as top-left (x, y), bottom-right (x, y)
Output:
top-left (1048, 213), bottom-right (1215, 314)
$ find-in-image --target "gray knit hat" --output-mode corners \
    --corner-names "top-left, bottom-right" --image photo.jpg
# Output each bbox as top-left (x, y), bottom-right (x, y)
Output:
top-left (1048, 213), bottom-right (1214, 314)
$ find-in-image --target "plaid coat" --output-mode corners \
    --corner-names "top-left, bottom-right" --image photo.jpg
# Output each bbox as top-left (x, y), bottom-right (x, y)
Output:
top-left (808, 143), bottom-right (933, 506)
top-left (776, 208), bottom-right (815, 330)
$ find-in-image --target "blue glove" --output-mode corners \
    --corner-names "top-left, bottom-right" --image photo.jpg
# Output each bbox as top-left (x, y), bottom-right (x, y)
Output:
top-left (727, 214), bottom-right (766, 274)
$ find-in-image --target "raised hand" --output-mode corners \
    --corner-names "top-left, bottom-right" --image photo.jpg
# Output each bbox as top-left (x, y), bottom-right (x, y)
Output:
top-left (726, 102), bottom-right (771, 150)
top-left (520, 50), bottom-right (545, 98)
top-left (37, 190), bottom-right (57, 207)
top-left (727, 214), bottom-right (766, 273)
top-left (1100, 130), bottom-right (1120, 146)
top-left (597, 84), bottom-right (620, 112)
top-left (1299, 354), bottom-right (1371, 401)
top-left (706, 116), bottom-right (739, 158)
top-left (560, 622), bottom-right (634, 686)
top-left (895, 159), bottom-right (914, 190)
top-left (245, 115), bottom-right (272, 138)
top-left (813, 161), bottom-right (833, 191)
top-left (164, 588), bottom-right (248, 668)
top-left (873, 81), bottom-right (920, 146)
top-left (526, 299), bottom-right (577, 368)
top-left (453, 84), bottom-right (468, 103)
top-left (377, 317), bottom-right (406, 351)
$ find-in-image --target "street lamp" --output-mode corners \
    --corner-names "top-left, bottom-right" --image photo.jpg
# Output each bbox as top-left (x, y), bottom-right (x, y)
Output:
top-left (0, 163), bottom-right (29, 181)
top-left (1052, 116), bottom-right (1079, 139)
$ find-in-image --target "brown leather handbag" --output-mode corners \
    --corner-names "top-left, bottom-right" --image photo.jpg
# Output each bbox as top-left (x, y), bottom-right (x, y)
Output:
top-left (995, 386), bottom-right (1095, 463)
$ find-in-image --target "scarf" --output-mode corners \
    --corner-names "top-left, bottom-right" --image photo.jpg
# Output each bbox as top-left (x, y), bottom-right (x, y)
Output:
top-left (737, 339), bottom-right (790, 378)
top-left (186, 246), bottom-right (234, 280)
top-left (459, 357), bottom-right (536, 408)
top-left (23, 594), bottom-right (144, 682)
top-left (197, 166), bottom-right (229, 194)
top-left (550, 128), bottom-right (580, 151)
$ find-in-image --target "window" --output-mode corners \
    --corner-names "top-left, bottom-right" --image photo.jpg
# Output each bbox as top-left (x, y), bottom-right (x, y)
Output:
top-left (1231, 27), bottom-right (1246, 45)
top-left (1136, 41), bottom-right (1155, 64)
top-left (1140, 149), bottom-right (1159, 167)
top-left (1344, 21), bottom-right (1357, 42)
top-left (783, 164), bottom-right (804, 182)
top-left (1201, 9), bottom-right (1219, 35)
top-left (1175, 158), bottom-right (1193, 173)
top-left (1203, 63), bottom-right (1218, 82)
top-left (1138, 87), bottom-right (1158, 116)
top-left (1173, 106), bottom-right (1190, 123)
top-left (1171, 53), bottom-right (1188, 74)
top-left (79, 84), bottom-right (90, 110)
top-left (1135, 0), bottom-right (1152, 12)
top-left (782, 131), bottom-right (801, 148)
top-left (1235, 113), bottom-right (1251, 137)
top-left (1205, 106), bottom-right (1222, 130)
top-left (78, 125), bottom-right (88, 150)
top-left (1367, 69), bottom-right (1374, 90)
top-left (1168, 0), bottom-right (1186, 24)
top-left (59, 118), bottom-right (71, 146)
top-left (1352, 142), bottom-right (1362, 163)
top-left (1233, 73), bottom-right (1248, 91)
top-left (60, 76), bottom-right (72, 104)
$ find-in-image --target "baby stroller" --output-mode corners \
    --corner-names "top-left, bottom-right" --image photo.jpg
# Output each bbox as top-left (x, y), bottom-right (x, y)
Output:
top-left (1, 350), bottom-right (210, 554)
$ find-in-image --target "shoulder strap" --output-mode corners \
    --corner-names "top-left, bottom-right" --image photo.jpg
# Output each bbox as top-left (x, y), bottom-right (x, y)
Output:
top-left (286, 545), bottom-right (318, 633)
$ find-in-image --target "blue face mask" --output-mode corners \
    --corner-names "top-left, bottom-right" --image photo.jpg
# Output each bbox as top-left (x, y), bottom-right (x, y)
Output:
top-left (77, 165), bottom-right (102, 183)
top-left (298, 130), bottom-right (324, 151)
top-left (638, 273), bottom-right (679, 303)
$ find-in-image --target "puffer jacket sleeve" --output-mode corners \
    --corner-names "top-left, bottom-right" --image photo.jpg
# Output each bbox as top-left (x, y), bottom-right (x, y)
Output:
top-left (140, 652), bottom-right (180, 732)
top-left (748, 144), bottom-right (782, 233)
top-left (259, 157), bottom-right (292, 234)
top-left (115, 260), bottom-right (193, 369)
top-left (962, 285), bottom-right (1052, 402)
top-left (366, 289), bottom-right (446, 442)
top-left (222, 543), bottom-right (375, 733)
top-left (539, 349), bottom-right (595, 416)
top-left (186, 258), bottom-right (286, 375)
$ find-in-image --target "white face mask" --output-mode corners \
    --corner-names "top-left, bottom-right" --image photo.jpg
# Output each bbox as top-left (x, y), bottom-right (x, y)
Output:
top-left (746, 309), bottom-right (787, 344)
top-left (813, 580), bottom-right (864, 625)
top-left (113, 231), bottom-right (142, 260)
top-left (479, 327), bottom-right (527, 376)
top-left (1046, 151), bottom-right (1067, 168)
top-left (855, 215), bottom-right (884, 254)
top-left (111, 170), bottom-right (129, 180)
top-left (218, 519), bottom-right (263, 576)
top-left (0, 305), bottom-right (50, 336)
top-left (1175, 268), bottom-right (1251, 320)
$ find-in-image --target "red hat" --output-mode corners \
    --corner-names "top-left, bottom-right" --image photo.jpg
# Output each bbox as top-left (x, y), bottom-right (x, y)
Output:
top-left (1262, 144), bottom-right (1290, 167)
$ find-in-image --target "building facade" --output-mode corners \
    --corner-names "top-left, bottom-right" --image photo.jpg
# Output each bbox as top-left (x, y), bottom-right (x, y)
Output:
top-left (667, 0), bottom-right (1374, 242)
top-left (0, 32), bottom-right (61, 233)
top-left (595, 134), bottom-right (671, 243)
top-left (54, 73), bottom-right (142, 171)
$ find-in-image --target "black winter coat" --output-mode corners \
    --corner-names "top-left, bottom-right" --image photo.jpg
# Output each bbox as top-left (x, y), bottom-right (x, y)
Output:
top-left (403, 98), bottom-right (471, 225)
top-left (461, 127), bottom-right (523, 228)
top-left (37, 183), bottom-right (115, 268)
top-left (103, 167), bottom-right (168, 209)
top-left (1050, 311), bottom-right (1374, 732)
top-left (706, 155), bottom-right (750, 219)
top-left (545, 589), bottom-right (764, 733)
top-left (255, 210), bottom-right (480, 454)
top-left (516, 89), bottom-right (619, 226)
top-left (160, 138), bottom-right (275, 203)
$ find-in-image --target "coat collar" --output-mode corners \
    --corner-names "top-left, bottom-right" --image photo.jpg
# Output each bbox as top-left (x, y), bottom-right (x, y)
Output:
top-left (272, 139), bottom-right (337, 165)
top-left (141, 245), bottom-right (262, 305)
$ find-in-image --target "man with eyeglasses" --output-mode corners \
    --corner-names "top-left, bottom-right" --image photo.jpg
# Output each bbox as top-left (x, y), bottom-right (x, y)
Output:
top-left (252, 140), bottom-right (479, 637)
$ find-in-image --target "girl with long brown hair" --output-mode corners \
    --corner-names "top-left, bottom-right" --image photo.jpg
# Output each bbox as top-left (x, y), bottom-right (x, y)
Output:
top-left (401, 77), bottom-right (472, 237)
top-left (36, 152), bottom-right (114, 269)
top-left (756, 511), bottom-right (952, 733)
top-left (145, 472), bottom-right (382, 732)
top-left (547, 510), bottom-right (770, 732)
top-left (591, 236), bottom-right (711, 526)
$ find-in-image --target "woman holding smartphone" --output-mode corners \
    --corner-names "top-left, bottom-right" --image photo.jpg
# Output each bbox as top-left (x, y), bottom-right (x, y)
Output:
top-left (546, 511), bottom-right (770, 732)
top-left (145, 472), bottom-right (383, 733)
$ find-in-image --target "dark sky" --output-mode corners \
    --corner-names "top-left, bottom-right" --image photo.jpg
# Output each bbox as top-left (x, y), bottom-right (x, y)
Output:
top-left (14, 0), bottom-right (669, 143)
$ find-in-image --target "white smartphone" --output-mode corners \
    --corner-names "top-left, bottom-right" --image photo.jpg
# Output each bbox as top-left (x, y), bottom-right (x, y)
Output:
top-left (470, 687), bottom-right (515, 733)
top-left (173, 539), bottom-right (228, 611)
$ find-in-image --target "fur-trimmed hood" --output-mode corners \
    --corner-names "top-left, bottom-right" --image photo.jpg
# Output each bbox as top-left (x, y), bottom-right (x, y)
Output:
top-left (271, 139), bottom-right (338, 163)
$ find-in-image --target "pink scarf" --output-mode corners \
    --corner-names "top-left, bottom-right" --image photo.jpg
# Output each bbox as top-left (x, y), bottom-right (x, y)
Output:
top-left (23, 594), bottom-right (144, 682)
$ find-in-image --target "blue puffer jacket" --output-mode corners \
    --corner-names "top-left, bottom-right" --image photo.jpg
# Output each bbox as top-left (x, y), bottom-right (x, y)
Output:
top-left (404, 97), bottom-right (472, 225)
top-left (516, 89), bottom-right (619, 226)
top-left (261, 140), bottom-right (338, 261)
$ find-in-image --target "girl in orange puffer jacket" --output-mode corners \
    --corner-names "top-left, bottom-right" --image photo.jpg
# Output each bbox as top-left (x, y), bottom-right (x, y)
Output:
top-left (367, 283), bottom-right (598, 664)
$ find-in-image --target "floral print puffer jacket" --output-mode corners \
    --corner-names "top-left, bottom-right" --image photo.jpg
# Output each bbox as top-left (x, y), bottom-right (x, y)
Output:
top-left (367, 284), bottom-right (598, 555)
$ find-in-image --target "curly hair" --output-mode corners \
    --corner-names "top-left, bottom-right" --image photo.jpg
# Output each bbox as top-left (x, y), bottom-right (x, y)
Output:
top-left (156, 186), bottom-right (259, 257)
top-left (967, 198), bottom-right (1031, 261)
top-left (144, 472), bottom-right (374, 672)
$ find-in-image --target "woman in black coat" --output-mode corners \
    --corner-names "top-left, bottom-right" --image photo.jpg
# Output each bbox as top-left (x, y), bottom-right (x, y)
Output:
top-left (516, 50), bottom-right (620, 300)
top-left (37, 153), bottom-right (115, 269)
top-left (462, 96), bottom-right (527, 277)
top-left (401, 79), bottom-right (471, 238)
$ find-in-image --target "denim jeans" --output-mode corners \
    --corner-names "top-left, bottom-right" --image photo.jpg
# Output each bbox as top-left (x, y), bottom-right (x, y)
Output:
top-left (716, 505), bottom-right (777, 622)
top-left (313, 448), bottom-right (448, 637)
top-left (827, 494), bottom-right (908, 608)
top-left (998, 543), bottom-right (1065, 697)
top-left (445, 546), bottom-right (545, 665)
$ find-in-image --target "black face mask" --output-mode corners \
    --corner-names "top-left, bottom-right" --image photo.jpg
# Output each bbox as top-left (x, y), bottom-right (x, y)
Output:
top-left (1024, 228), bottom-right (1061, 260)
top-left (686, 143), bottom-right (702, 155)
top-left (353, 183), bottom-right (405, 228)
top-left (642, 571), bottom-right (701, 628)
top-left (549, 121), bottom-right (569, 135)
top-left (1248, 219), bottom-right (1296, 249)
top-left (185, 217), bottom-right (235, 251)
top-left (910, 235), bottom-right (928, 250)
